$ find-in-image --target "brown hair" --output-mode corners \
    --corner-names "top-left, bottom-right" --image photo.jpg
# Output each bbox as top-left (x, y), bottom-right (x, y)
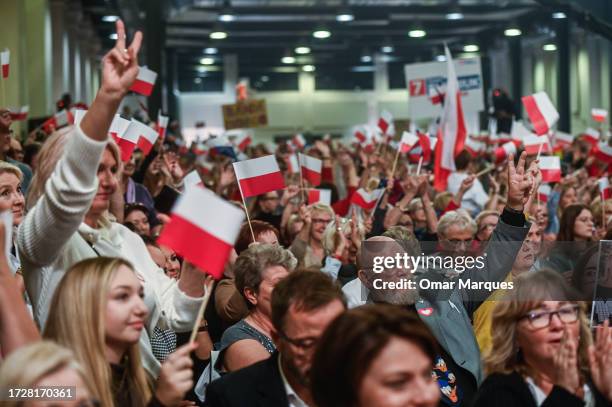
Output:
top-left (234, 220), bottom-right (279, 255)
top-left (310, 304), bottom-right (438, 407)
top-left (271, 270), bottom-right (346, 333)
top-left (557, 204), bottom-right (591, 241)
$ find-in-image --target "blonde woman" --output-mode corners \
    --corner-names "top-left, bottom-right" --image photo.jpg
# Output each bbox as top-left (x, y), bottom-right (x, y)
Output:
top-left (17, 20), bottom-right (206, 376)
top-left (0, 161), bottom-right (26, 273)
top-left (473, 270), bottom-right (612, 406)
top-left (321, 213), bottom-right (364, 284)
top-left (44, 257), bottom-right (197, 407)
top-left (0, 341), bottom-right (95, 407)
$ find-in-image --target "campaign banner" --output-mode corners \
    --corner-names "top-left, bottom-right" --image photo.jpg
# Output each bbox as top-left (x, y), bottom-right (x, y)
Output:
top-left (222, 99), bottom-right (268, 130)
top-left (404, 57), bottom-right (484, 119)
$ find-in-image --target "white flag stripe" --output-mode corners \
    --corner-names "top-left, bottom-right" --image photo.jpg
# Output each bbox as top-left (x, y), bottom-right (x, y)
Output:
top-left (123, 121), bottom-right (146, 143)
top-left (555, 131), bottom-right (574, 144)
top-left (137, 66), bottom-right (157, 83)
top-left (524, 134), bottom-right (548, 147)
top-left (233, 155), bottom-right (281, 180)
top-left (298, 153), bottom-right (322, 172)
top-left (184, 170), bottom-right (202, 190)
top-left (533, 92), bottom-right (560, 128)
top-left (598, 142), bottom-right (612, 156)
top-left (401, 131), bottom-right (419, 148)
top-left (511, 121), bottom-right (532, 141)
top-left (539, 156), bottom-right (560, 170)
top-left (538, 184), bottom-right (552, 195)
top-left (173, 187), bottom-right (244, 244)
top-left (599, 177), bottom-right (610, 191)
top-left (440, 45), bottom-right (461, 171)
top-left (502, 141), bottom-right (517, 156)
top-left (110, 115), bottom-right (131, 137)
top-left (0, 50), bottom-right (9, 64)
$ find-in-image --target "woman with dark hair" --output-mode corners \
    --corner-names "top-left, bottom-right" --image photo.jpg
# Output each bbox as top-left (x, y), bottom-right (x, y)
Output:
top-left (310, 304), bottom-right (440, 407)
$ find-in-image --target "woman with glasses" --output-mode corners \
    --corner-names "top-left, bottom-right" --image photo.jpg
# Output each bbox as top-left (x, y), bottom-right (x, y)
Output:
top-left (290, 203), bottom-right (335, 269)
top-left (473, 269), bottom-right (612, 406)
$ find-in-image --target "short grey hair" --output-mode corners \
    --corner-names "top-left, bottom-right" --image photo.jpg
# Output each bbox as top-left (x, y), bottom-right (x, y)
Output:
top-left (234, 243), bottom-right (297, 308)
top-left (437, 210), bottom-right (477, 238)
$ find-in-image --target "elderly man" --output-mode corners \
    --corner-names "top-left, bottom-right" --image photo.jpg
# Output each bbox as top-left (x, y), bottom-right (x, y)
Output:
top-left (356, 152), bottom-right (537, 407)
top-left (436, 210), bottom-right (478, 258)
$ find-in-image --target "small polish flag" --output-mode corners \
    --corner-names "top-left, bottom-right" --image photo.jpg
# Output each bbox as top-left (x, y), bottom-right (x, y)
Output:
top-left (184, 170), bottom-right (204, 191)
top-left (234, 133), bottom-right (252, 152)
top-left (598, 177), bottom-right (612, 200)
top-left (522, 92), bottom-right (559, 135)
top-left (523, 134), bottom-right (551, 156)
top-left (116, 120), bottom-right (146, 162)
top-left (594, 142), bottom-right (612, 164)
top-left (511, 121), bottom-right (532, 142)
top-left (465, 136), bottom-right (486, 157)
top-left (196, 156), bottom-right (214, 175)
top-left (354, 129), bottom-right (367, 144)
top-left (208, 136), bottom-right (236, 159)
top-left (233, 155), bottom-right (285, 198)
top-left (129, 66), bottom-right (158, 96)
top-left (539, 156), bottom-right (561, 183)
top-left (292, 134), bottom-right (306, 150)
top-left (308, 189), bottom-right (331, 205)
top-left (351, 188), bottom-right (384, 210)
top-left (408, 131), bottom-right (434, 163)
top-left (494, 141), bottom-right (518, 163)
top-left (299, 153), bottom-right (322, 186)
top-left (109, 115), bottom-right (131, 144)
top-left (583, 128), bottom-right (600, 145)
top-left (286, 154), bottom-right (300, 174)
top-left (157, 187), bottom-right (244, 279)
top-left (157, 112), bottom-right (169, 140)
top-left (554, 131), bottom-right (574, 148)
top-left (9, 106), bottom-right (28, 121)
top-left (41, 109), bottom-right (74, 134)
top-left (130, 120), bottom-right (158, 156)
top-left (400, 131), bottom-right (419, 153)
top-left (537, 184), bottom-right (552, 203)
top-left (591, 108), bottom-right (608, 123)
top-left (378, 110), bottom-right (393, 135)
top-left (0, 49), bottom-right (9, 78)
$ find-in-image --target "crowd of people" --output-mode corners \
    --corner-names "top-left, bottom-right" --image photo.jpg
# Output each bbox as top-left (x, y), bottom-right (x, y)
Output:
top-left (0, 19), bottom-right (611, 407)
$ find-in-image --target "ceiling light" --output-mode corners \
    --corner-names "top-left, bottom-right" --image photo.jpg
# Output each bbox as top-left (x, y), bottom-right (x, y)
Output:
top-left (261, 75), bottom-right (269, 82)
top-left (200, 57), bottom-right (215, 65)
top-left (313, 30), bottom-right (331, 39)
top-left (210, 31), bottom-right (228, 39)
top-left (408, 29), bottom-right (426, 38)
top-left (552, 12), bottom-right (567, 19)
top-left (463, 44), bottom-right (479, 52)
top-left (504, 28), bottom-right (522, 37)
top-left (446, 12), bottom-right (464, 20)
top-left (295, 46), bottom-right (311, 54)
top-left (102, 15), bottom-right (119, 22)
top-left (194, 78), bottom-right (202, 84)
top-left (336, 12), bottom-right (354, 22)
top-left (543, 43), bottom-right (557, 51)
top-left (361, 55), bottom-right (372, 63)
top-left (302, 65), bottom-right (316, 72)
top-left (204, 47), bottom-right (218, 54)
top-left (436, 55), bottom-right (446, 62)
top-left (218, 11), bottom-right (235, 22)
top-left (109, 33), bottom-right (118, 40)
top-left (282, 56), bottom-right (296, 64)
top-left (197, 66), bottom-right (208, 73)
top-left (381, 45), bottom-right (394, 53)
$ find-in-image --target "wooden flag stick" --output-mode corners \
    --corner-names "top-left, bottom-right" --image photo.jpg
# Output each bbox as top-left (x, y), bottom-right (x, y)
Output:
top-left (390, 147), bottom-right (402, 180)
top-left (416, 156), bottom-right (424, 176)
top-left (536, 142), bottom-right (544, 160)
top-left (233, 166), bottom-right (256, 242)
top-left (476, 165), bottom-right (494, 178)
top-left (0, 78), bottom-right (6, 108)
top-left (189, 279), bottom-right (213, 344)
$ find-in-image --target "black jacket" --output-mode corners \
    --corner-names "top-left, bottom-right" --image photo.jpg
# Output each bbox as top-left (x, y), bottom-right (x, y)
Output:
top-left (203, 352), bottom-right (288, 407)
top-left (472, 371), bottom-right (611, 407)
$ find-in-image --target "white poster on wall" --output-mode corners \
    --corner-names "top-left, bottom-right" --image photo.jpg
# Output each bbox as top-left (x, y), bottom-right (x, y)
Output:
top-left (404, 57), bottom-right (485, 120)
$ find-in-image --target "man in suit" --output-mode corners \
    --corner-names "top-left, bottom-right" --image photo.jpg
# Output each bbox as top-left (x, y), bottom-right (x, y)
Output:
top-left (204, 271), bottom-right (346, 407)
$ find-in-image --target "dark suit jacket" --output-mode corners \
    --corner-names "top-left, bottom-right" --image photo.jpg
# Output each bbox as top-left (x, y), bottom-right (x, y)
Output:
top-left (203, 352), bottom-right (289, 407)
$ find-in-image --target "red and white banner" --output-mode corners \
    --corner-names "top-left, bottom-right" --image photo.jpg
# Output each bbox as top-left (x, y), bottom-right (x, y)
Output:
top-left (400, 131), bottom-right (419, 153)
top-left (583, 128), bottom-right (600, 145)
top-left (41, 110), bottom-right (74, 134)
top-left (109, 115), bottom-right (131, 144)
top-left (9, 106), bottom-right (28, 121)
top-left (522, 92), bottom-right (559, 135)
top-left (434, 45), bottom-right (467, 191)
top-left (591, 108), bottom-right (608, 123)
top-left (599, 177), bottom-right (612, 200)
top-left (116, 120), bottom-right (145, 162)
top-left (539, 156), bottom-right (561, 183)
top-left (184, 170), bottom-right (204, 191)
top-left (158, 187), bottom-right (244, 279)
top-left (351, 188), bottom-right (384, 210)
top-left (129, 66), bottom-right (158, 96)
top-left (299, 153), bottom-right (322, 186)
top-left (523, 134), bottom-right (551, 156)
top-left (494, 141), bottom-right (518, 163)
top-left (594, 142), bottom-right (612, 164)
top-left (378, 110), bottom-right (393, 135)
top-left (537, 184), bottom-right (552, 203)
top-left (157, 112), bottom-right (169, 140)
top-left (0, 49), bottom-right (9, 79)
top-left (308, 189), bottom-right (331, 205)
top-left (129, 120), bottom-right (158, 156)
top-left (233, 155), bottom-right (285, 198)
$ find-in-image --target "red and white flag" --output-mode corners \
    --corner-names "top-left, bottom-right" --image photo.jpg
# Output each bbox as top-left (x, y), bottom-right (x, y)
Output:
top-left (378, 110), bottom-right (393, 135)
top-left (109, 115), bottom-right (131, 144)
top-left (539, 156), bottom-right (561, 183)
top-left (591, 108), bottom-right (608, 123)
top-left (594, 142), bottom-right (612, 164)
top-left (553, 131), bottom-right (574, 148)
top-left (129, 120), bottom-right (158, 156)
top-left (184, 170), bottom-right (204, 191)
top-left (400, 131), bottom-right (419, 153)
top-left (434, 45), bottom-right (467, 191)
top-left (234, 133), bottom-right (252, 152)
top-left (522, 92), bottom-right (559, 135)
top-left (158, 187), bottom-right (244, 279)
top-left (538, 184), bottom-right (552, 203)
top-left (494, 141), bottom-right (518, 163)
top-left (9, 106), bottom-right (28, 121)
top-left (41, 109), bottom-right (74, 134)
top-left (465, 136), bottom-right (486, 157)
top-left (308, 189), bottom-right (331, 205)
top-left (129, 66), bottom-right (158, 96)
top-left (599, 177), bottom-right (612, 200)
top-left (583, 128), bottom-right (600, 145)
top-left (299, 153), bottom-right (322, 186)
top-left (157, 112), bottom-right (169, 140)
top-left (354, 129), bottom-right (367, 144)
top-left (511, 121), bottom-right (532, 142)
top-left (351, 188), bottom-right (384, 211)
top-left (233, 155), bottom-right (285, 198)
top-left (523, 134), bottom-right (551, 156)
top-left (292, 134), bottom-right (306, 150)
top-left (286, 154), bottom-right (300, 174)
top-left (116, 120), bottom-right (145, 162)
top-left (0, 49), bottom-right (9, 79)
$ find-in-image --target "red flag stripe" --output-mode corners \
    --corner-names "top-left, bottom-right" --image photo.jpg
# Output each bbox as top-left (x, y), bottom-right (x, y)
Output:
top-left (238, 172), bottom-right (285, 198)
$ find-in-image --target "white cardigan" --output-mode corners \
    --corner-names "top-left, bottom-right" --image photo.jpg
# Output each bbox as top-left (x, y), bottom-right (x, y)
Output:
top-left (18, 125), bottom-right (203, 375)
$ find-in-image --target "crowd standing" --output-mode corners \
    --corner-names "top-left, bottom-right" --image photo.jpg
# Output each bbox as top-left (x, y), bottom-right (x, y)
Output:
top-left (0, 20), bottom-right (611, 407)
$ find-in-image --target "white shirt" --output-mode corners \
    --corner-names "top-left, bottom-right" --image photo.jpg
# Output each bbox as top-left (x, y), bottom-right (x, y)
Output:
top-left (278, 355), bottom-right (310, 407)
top-left (342, 278), bottom-right (368, 309)
top-left (525, 377), bottom-right (594, 407)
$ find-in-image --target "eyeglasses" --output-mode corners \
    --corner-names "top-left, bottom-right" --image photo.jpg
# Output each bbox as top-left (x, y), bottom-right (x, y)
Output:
top-left (311, 218), bottom-right (331, 225)
top-left (522, 304), bottom-right (580, 329)
top-left (278, 331), bottom-right (318, 350)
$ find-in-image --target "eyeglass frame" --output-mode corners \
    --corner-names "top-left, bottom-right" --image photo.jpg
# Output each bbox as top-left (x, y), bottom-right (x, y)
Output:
top-left (520, 304), bottom-right (580, 330)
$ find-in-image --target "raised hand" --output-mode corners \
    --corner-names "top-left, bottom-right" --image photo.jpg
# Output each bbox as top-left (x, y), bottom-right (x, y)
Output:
top-left (506, 152), bottom-right (535, 212)
top-left (589, 320), bottom-right (612, 401)
top-left (281, 184), bottom-right (300, 206)
top-left (155, 342), bottom-right (197, 407)
top-left (100, 20), bottom-right (143, 99)
top-left (553, 326), bottom-right (581, 395)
